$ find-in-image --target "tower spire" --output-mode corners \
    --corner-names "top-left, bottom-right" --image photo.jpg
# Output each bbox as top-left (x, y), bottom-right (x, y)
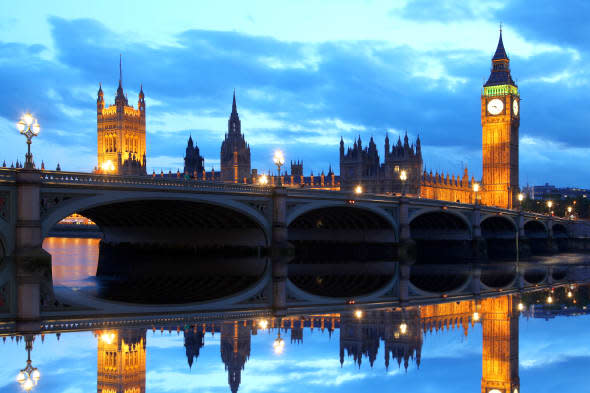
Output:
top-left (119, 54), bottom-right (122, 87)
top-left (232, 89), bottom-right (237, 114)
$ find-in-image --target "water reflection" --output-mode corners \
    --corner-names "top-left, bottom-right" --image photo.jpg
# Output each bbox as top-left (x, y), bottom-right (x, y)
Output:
top-left (3, 294), bottom-right (557, 392)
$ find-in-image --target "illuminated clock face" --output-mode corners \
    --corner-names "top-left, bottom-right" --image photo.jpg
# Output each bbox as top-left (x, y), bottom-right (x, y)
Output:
top-left (487, 98), bottom-right (504, 115)
top-left (513, 99), bottom-right (519, 116)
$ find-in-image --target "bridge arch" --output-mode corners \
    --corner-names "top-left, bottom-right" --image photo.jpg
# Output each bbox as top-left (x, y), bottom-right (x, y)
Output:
top-left (41, 192), bottom-right (271, 245)
top-left (524, 219), bottom-right (550, 255)
top-left (480, 215), bottom-right (517, 260)
top-left (551, 222), bottom-right (569, 252)
top-left (409, 209), bottom-right (472, 264)
top-left (287, 204), bottom-right (397, 298)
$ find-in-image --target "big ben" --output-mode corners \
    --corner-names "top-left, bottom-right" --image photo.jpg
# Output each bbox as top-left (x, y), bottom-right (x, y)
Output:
top-left (481, 30), bottom-right (519, 209)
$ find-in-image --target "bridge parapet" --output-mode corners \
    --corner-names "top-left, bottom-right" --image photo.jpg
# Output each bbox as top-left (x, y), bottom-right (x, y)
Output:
top-left (38, 170), bottom-right (274, 194)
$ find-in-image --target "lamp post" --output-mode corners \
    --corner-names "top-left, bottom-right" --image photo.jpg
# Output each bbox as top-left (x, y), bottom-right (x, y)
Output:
top-left (16, 114), bottom-right (41, 169)
top-left (473, 183), bottom-right (480, 206)
top-left (273, 150), bottom-right (285, 186)
top-left (16, 336), bottom-right (40, 391)
top-left (567, 206), bottom-right (573, 219)
top-left (400, 169), bottom-right (408, 196)
top-left (546, 200), bottom-right (553, 215)
top-left (517, 193), bottom-right (524, 211)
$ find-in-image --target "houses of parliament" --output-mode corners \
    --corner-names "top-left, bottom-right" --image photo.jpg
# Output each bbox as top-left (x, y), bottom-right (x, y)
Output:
top-left (95, 31), bottom-right (519, 210)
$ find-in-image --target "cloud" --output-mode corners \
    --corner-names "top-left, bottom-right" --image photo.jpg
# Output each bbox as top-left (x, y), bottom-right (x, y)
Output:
top-left (2, 5), bottom-right (590, 187)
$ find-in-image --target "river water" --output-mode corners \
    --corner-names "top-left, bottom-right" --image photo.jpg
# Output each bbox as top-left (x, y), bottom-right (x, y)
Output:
top-left (0, 237), bottom-right (588, 393)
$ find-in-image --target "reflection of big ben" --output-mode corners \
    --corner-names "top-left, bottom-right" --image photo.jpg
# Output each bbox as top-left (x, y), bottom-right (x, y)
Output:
top-left (96, 329), bottom-right (146, 393)
top-left (481, 30), bottom-right (519, 209)
top-left (480, 296), bottom-right (519, 393)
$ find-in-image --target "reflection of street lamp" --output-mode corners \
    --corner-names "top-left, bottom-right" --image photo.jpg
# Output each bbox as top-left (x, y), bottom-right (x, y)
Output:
top-left (400, 170), bottom-right (407, 196)
top-left (16, 114), bottom-right (41, 169)
top-left (16, 336), bottom-right (40, 391)
top-left (273, 332), bottom-right (285, 354)
top-left (273, 150), bottom-right (285, 185)
top-left (258, 319), bottom-right (269, 330)
top-left (354, 310), bottom-right (363, 319)
top-left (399, 321), bottom-right (408, 334)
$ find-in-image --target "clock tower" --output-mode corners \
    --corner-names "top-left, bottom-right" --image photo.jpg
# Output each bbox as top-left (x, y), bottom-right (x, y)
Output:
top-left (481, 30), bottom-right (519, 209)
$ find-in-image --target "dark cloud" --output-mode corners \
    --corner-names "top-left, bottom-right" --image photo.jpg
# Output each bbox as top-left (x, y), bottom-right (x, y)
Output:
top-left (1, 14), bottom-right (590, 186)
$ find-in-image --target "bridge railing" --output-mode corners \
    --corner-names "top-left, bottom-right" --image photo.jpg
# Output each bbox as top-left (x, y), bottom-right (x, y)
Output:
top-left (38, 169), bottom-right (275, 194)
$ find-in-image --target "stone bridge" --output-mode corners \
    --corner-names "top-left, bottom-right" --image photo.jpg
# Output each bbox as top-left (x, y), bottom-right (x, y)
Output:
top-left (1, 168), bottom-right (590, 321)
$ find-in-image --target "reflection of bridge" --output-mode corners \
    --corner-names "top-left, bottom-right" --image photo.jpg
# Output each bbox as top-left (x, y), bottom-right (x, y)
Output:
top-left (2, 168), bottom-right (590, 320)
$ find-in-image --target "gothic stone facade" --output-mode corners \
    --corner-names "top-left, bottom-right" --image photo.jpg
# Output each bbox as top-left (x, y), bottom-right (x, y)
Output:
top-left (220, 92), bottom-right (251, 183)
top-left (96, 63), bottom-right (146, 176)
top-left (339, 32), bottom-right (518, 209)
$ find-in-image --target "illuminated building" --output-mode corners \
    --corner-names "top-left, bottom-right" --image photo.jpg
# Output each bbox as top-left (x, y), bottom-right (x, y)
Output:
top-left (96, 329), bottom-right (146, 393)
top-left (338, 31), bottom-right (518, 208)
top-left (480, 30), bottom-right (520, 209)
top-left (480, 296), bottom-right (520, 393)
top-left (97, 58), bottom-right (147, 176)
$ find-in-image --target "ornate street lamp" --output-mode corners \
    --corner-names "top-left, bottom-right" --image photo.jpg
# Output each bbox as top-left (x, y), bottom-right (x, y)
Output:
top-left (546, 200), bottom-right (553, 215)
top-left (273, 150), bottom-right (285, 186)
top-left (473, 183), bottom-right (480, 206)
top-left (16, 114), bottom-right (40, 169)
top-left (400, 169), bottom-right (407, 196)
top-left (16, 336), bottom-right (40, 391)
top-left (517, 193), bottom-right (524, 210)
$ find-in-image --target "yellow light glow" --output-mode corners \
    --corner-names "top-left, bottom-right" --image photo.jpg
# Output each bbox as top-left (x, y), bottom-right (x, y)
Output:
top-left (518, 193), bottom-right (524, 202)
top-left (546, 200), bottom-right (553, 208)
top-left (273, 337), bottom-right (285, 354)
top-left (567, 290), bottom-right (573, 298)
top-left (23, 113), bottom-right (33, 126)
top-left (17, 120), bottom-right (25, 132)
top-left (354, 185), bottom-right (363, 194)
top-left (354, 310), bottom-right (363, 319)
top-left (16, 372), bottom-right (25, 383)
top-left (399, 322), bottom-right (408, 334)
top-left (472, 183), bottom-right (480, 193)
top-left (100, 332), bottom-right (116, 344)
top-left (258, 174), bottom-right (269, 185)
top-left (472, 312), bottom-right (480, 322)
top-left (101, 160), bottom-right (115, 173)
top-left (31, 370), bottom-right (40, 381)
top-left (567, 206), bottom-right (573, 213)
top-left (546, 295), bottom-right (553, 304)
top-left (517, 302), bottom-right (524, 311)
top-left (400, 170), bottom-right (407, 181)
top-left (258, 319), bottom-right (269, 330)
top-left (23, 378), bottom-right (33, 391)
top-left (273, 150), bottom-right (285, 166)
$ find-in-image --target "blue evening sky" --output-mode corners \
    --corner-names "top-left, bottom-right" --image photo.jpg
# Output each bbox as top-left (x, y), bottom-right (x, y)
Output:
top-left (0, 315), bottom-right (589, 392)
top-left (0, 1), bottom-right (589, 186)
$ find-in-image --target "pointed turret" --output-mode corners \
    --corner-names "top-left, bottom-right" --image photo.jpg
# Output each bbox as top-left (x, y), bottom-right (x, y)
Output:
top-left (232, 89), bottom-right (237, 115)
top-left (115, 55), bottom-right (128, 106)
top-left (97, 83), bottom-right (104, 113)
top-left (484, 29), bottom-right (516, 87)
top-left (492, 29), bottom-right (508, 61)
